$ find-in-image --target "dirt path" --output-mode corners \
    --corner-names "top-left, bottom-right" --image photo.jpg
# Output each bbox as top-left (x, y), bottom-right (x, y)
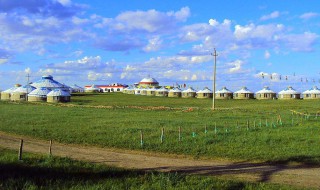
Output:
top-left (1, 131), bottom-right (319, 189)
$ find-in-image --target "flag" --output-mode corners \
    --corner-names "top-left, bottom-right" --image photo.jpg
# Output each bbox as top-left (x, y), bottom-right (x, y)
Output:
top-left (261, 73), bottom-right (264, 79)
top-left (285, 76), bottom-right (288, 80)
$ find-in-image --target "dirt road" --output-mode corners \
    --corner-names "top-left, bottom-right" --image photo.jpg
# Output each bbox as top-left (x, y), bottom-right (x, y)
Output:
top-left (1, 131), bottom-right (319, 189)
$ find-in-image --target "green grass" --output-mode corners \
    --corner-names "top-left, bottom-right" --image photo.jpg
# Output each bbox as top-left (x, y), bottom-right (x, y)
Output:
top-left (0, 147), bottom-right (305, 190)
top-left (0, 93), bottom-right (320, 164)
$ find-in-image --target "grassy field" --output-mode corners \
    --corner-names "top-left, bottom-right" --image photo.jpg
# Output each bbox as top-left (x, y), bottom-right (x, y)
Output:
top-left (0, 147), bottom-right (305, 190)
top-left (0, 93), bottom-right (320, 163)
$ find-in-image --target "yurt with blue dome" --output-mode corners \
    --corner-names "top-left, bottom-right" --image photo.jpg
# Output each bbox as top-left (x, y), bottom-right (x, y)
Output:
top-left (31, 75), bottom-right (67, 90)
top-left (303, 86), bottom-right (320, 99)
top-left (28, 87), bottom-right (52, 102)
top-left (47, 89), bottom-right (71, 103)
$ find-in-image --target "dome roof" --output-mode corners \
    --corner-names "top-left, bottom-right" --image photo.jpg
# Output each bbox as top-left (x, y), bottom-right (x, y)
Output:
top-left (47, 89), bottom-right (71, 97)
top-left (12, 85), bottom-right (36, 94)
top-left (303, 86), bottom-right (320, 94)
top-left (278, 86), bottom-right (300, 95)
top-left (139, 77), bottom-right (159, 84)
top-left (156, 86), bottom-right (168, 92)
top-left (28, 87), bottom-right (52, 97)
top-left (2, 87), bottom-right (18, 93)
top-left (31, 75), bottom-right (65, 89)
top-left (256, 86), bottom-right (275, 94)
top-left (169, 87), bottom-right (182, 93)
top-left (197, 87), bottom-right (212, 94)
top-left (182, 87), bottom-right (196, 93)
top-left (146, 86), bottom-right (157, 91)
top-left (216, 87), bottom-right (233, 94)
top-left (234, 87), bottom-right (253, 94)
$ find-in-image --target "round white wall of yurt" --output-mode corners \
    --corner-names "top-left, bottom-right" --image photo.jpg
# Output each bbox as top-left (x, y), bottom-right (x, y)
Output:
top-left (155, 87), bottom-right (168, 97)
top-left (85, 85), bottom-right (101, 93)
top-left (216, 87), bottom-right (233, 99)
top-left (138, 77), bottom-right (159, 87)
top-left (168, 87), bottom-right (182, 98)
top-left (134, 86), bottom-right (142, 95)
top-left (0, 84), bottom-right (21, 101)
top-left (182, 87), bottom-right (196, 98)
top-left (47, 89), bottom-right (71, 103)
top-left (196, 87), bottom-right (213, 99)
top-left (28, 87), bottom-right (52, 102)
top-left (302, 86), bottom-right (320, 99)
top-left (146, 87), bottom-right (157, 96)
top-left (278, 86), bottom-right (300, 100)
top-left (140, 87), bottom-right (148, 96)
top-left (125, 86), bottom-right (135, 94)
top-left (11, 85), bottom-right (36, 101)
top-left (234, 87), bottom-right (254, 99)
top-left (255, 86), bottom-right (276, 100)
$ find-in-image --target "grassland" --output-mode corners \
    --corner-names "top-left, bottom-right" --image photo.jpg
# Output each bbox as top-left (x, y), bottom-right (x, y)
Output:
top-left (0, 93), bottom-right (320, 164)
top-left (0, 147), bottom-right (305, 190)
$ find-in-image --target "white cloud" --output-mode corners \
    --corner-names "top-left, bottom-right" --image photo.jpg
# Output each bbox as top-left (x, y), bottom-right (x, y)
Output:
top-left (88, 71), bottom-right (112, 81)
top-left (143, 36), bottom-right (163, 52)
top-left (300, 12), bottom-right (319, 20)
top-left (227, 60), bottom-right (244, 73)
top-left (260, 11), bottom-right (280, 21)
top-left (0, 58), bottom-right (8, 64)
top-left (264, 50), bottom-right (271, 59)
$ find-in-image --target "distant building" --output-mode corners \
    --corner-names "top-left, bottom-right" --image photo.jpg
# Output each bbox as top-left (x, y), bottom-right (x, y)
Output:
top-left (234, 87), bottom-right (254, 99)
top-left (255, 86), bottom-right (276, 100)
top-left (303, 86), bottom-right (320, 99)
top-left (84, 83), bottom-right (127, 93)
top-left (196, 87), bottom-right (213, 99)
top-left (216, 87), bottom-right (233, 99)
top-left (138, 77), bottom-right (159, 87)
top-left (278, 86), bottom-right (301, 99)
top-left (182, 87), bottom-right (197, 98)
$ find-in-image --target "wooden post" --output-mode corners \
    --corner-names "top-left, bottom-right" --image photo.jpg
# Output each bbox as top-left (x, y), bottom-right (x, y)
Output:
top-left (18, 139), bottom-right (23, 161)
top-left (247, 120), bottom-right (249, 131)
top-left (161, 127), bottom-right (164, 143)
top-left (49, 140), bottom-right (52, 156)
top-left (140, 130), bottom-right (144, 147)
top-left (178, 126), bottom-right (181, 142)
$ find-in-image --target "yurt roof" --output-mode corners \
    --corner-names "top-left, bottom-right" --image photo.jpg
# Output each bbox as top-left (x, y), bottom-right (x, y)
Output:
top-left (216, 87), bottom-right (233, 94)
top-left (197, 87), bottom-right (212, 94)
top-left (169, 87), bottom-right (182, 93)
top-left (2, 87), bottom-right (18, 93)
top-left (234, 87), bottom-right (253, 94)
top-left (86, 84), bottom-right (100, 90)
top-left (278, 86), bottom-right (300, 95)
top-left (28, 87), bottom-right (52, 97)
top-left (256, 86), bottom-right (275, 94)
top-left (146, 86), bottom-right (157, 91)
top-left (156, 86), bottom-right (168, 92)
top-left (31, 75), bottom-right (65, 88)
top-left (182, 87), bottom-right (196, 93)
top-left (71, 84), bottom-right (84, 89)
top-left (303, 86), bottom-right (320, 94)
top-left (139, 77), bottom-right (159, 84)
top-left (12, 85), bottom-right (36, 94)
top-left (47, 89), bottom-right (71, 97)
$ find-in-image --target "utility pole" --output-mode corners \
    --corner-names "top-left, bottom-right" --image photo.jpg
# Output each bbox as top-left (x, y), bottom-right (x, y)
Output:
top-left (211, 48), bottom-right (218, 110)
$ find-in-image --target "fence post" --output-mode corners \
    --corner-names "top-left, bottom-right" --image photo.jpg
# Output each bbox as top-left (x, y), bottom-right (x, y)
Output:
top-left (161, 127), bottom-right (164, 143)
top-left (49, 140), bottom-right (52, 157)
top-left (140, 130), bottom-right (144, 147)
top-left (178, 126), bottom-right (181, 142)
top-left (18, 139), bottom-right (23, 161)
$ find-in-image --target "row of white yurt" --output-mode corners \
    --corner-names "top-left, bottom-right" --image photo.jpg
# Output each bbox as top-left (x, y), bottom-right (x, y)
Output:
top-left (0, 84), bottom-right (21, 100)
top-left (10, 84), bottom-right (36, 101)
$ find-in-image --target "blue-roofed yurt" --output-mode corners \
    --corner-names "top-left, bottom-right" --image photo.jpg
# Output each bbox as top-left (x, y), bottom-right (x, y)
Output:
top-left (47, 89), bottom-right (71, 103)
top-left (31, 75), bottom-right (68, 90)
top-left (0, 84), bottom-right (21, 101)
top-left (11, 84), bottom-right (36, 101)
top-left (303, 86), bottom-right (320, 99)
top-left (28, 87), bottom-right (52, 102)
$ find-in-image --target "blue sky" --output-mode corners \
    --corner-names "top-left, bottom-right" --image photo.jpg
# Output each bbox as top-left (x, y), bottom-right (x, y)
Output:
top-left (0, 0), bottom-right (320, 92)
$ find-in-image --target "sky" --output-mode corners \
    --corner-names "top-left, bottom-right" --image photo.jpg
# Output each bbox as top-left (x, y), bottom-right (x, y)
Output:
top-left (0, 0), bottom-right (320, 92)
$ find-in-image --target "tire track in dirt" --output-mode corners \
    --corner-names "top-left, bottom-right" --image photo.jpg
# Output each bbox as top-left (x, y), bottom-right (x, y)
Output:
top-left (1, 131), bottom-right (319, 189)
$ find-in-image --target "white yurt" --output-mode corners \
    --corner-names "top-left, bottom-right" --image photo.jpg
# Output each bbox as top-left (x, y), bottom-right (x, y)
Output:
top-left (278, 86), bottom-right (301, 99)
top-left (138, 77), bottom-right (159, 87)
top-left (84, 85), bottom-right (101, 93)
top-left (47, 89), bottom-right (71, 103)
top-left (134, 86), bottom-right (142, 95)
top-left (168, 87), bottom-right (182, 98)
top-left (146, 86), bottom-right (157, 96)
top-left (124, 86), bottom-right (135, 94)
top-left (141, 87), bottom-right (148, 96)
top-left (255, 86), bottom-right (276, 100)
top-left (155, 86), bottom-right (168, 97)
top-left (196, 87), bottom-right (213, 99)
top-left (302, 86), bottom-right (320, 99)
top-left (31, 75), bottom-right (68, 90)
top-left (10, 85), bottom-right (36, 101)
top-left (234, 87), bottom-right (254, 99)
top-left (216, 87), bottom-right (233, 99)
top-left (70, 84), bottom-right (84, 93)
top-left (28, 87), bottom-right (52, 102)
top-left (0, 84), bottom-right (21, 101)
top-left (182, 87), bottom-right (197, 98)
